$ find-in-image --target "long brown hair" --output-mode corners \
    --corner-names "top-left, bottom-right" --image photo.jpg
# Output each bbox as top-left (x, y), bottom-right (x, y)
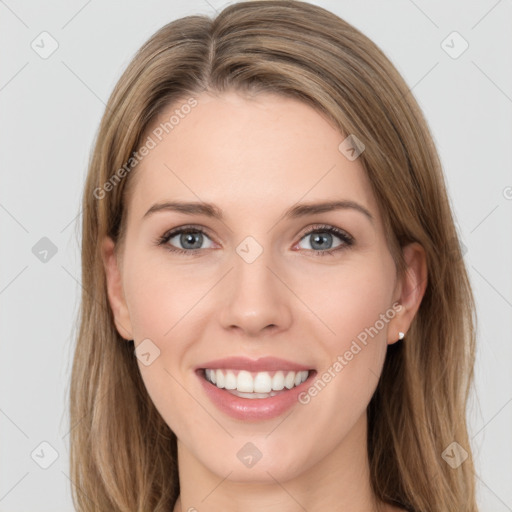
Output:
top-left (69, 1), bottom-right (478, 510)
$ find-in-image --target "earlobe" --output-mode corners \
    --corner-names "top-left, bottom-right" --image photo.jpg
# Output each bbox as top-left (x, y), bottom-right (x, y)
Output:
top-left (101, 236), bottom-right (133, 340)
top-left (388, 242), bottom-right (428, 345)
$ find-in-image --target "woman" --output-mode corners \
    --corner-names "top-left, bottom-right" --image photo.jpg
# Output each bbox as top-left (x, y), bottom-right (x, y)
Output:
top-left (69, 1), bottom-right (478, 510)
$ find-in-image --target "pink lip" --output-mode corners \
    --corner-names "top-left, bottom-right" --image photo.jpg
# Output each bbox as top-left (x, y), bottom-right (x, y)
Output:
top-left (195, 357), bottom-right (316, 421)
top-left (196, 356), bottom-right (312, 372)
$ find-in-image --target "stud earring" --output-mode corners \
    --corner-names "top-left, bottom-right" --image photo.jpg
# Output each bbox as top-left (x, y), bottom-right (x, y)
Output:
top-left (398, 331), bottom-right (405, 340)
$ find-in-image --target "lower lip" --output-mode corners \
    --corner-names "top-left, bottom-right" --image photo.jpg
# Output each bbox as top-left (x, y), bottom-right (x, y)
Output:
top-left (197, 369), bottom-right (316, 421)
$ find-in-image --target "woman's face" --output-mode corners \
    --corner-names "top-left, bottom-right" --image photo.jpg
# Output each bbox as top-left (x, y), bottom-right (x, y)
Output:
top-left (104, 90), bottom-right (415, 483)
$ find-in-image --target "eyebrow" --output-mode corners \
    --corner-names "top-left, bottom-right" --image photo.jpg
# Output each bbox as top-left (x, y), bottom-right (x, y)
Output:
top-left (143, 200), bottom-right (374, 224)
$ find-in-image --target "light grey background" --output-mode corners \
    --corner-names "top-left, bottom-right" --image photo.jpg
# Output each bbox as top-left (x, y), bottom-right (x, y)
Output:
top-left (1, 1), bottom-right (511, 510)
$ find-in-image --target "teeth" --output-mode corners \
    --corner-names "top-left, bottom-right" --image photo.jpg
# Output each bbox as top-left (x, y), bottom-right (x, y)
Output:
top-left (216, 370), bottom-right (225, 389)
top-left (284, 371), bottom-right (295, 389)
top-left (207, 369), bottom-right (217, 385)
top-left (272, 371), bottom-right (285, 391)
top-left (204, 369), bottom-right (309, 394)
top-left (238, 370), bottom-right (254, 392)
top-left (224, 371), bottom-right (237, 390)
top-left (254, 371), bottom-right (271, 393)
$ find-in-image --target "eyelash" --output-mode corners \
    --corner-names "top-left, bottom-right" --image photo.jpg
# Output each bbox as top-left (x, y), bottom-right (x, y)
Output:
top-left (155, 223), bottom-right (354, 257)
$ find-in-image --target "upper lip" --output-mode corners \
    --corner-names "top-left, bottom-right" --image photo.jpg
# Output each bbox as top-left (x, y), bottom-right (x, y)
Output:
top-left (196, 356), bottom-right (313, 372)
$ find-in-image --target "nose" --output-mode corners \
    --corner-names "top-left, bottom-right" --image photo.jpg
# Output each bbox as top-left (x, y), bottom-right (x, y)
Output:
top-left (218, 245), bottom-right (293, 337)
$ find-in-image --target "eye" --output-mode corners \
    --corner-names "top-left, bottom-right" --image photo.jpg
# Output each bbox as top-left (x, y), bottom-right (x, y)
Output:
top-left (157, 225), bottom-right (215, 255)
top-left (296, 224), bottom-right (354, 256)
top-left (156, 223), bottom-right (354, 256)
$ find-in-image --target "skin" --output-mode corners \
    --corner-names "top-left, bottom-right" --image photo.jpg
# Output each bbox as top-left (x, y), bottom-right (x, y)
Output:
top-left (102, 90), bottom-right (427, 512)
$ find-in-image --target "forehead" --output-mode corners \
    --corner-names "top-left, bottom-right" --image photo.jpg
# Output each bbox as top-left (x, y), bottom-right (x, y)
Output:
top-left (127, 90), bottom-right (378, 224)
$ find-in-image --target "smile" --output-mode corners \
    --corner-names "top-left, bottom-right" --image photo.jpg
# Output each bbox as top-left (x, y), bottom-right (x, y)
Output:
top-left (196, 356), bottom-right (317, 420)
top-left (203, 369), bottom-right (310, 398)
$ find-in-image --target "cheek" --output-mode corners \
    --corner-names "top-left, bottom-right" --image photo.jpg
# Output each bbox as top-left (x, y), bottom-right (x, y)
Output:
top-left (302, 255), bottom-right (396, 411)
top-left (309, 257), bottom-right (396, 348)
top-left (121, 254), bottom-right (206, 436)
top-left (123, 252), bottom-right (205, 341)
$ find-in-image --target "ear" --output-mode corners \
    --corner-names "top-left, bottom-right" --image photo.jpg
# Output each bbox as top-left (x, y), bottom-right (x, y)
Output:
top-left (101, 236), bottom-right (133, 340)
top-left (388, 242), bottom-right (428, 345)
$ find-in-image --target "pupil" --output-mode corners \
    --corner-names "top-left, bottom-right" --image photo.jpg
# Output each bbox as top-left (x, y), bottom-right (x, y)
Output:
top-left (178, 232), bottom-right (333, 251)
top-left (312, 233), bottom-right (331, 250)
top-left (182, 232), bottom-right (202, 249)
